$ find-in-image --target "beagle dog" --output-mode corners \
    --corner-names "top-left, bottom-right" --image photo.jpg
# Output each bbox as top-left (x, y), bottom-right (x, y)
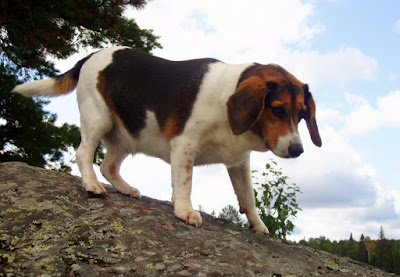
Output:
top-left (13, 46), bottom-right (321, 233)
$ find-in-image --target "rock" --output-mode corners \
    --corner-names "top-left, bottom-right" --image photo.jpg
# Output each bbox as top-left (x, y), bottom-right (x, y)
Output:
top-left (0, 162), bottom-right (394, 276)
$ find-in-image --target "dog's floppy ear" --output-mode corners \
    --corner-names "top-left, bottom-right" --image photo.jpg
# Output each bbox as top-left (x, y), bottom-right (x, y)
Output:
top-left (227, 76), bottom-right (269, 135)
top-left (304, 84), bottom-right (322, 147)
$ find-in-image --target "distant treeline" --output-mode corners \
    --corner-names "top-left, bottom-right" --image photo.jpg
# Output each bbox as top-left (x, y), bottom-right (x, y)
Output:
top-left (299, 227), bottom-right (400, 274)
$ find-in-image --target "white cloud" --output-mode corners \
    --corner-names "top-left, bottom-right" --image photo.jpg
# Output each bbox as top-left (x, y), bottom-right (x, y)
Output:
top-left (277, 47), bottom-right (379, 88)
top-left (125, 0), bottom-right (323, 62)
top-left (126, 1), bottom-right (377, 89)
top-left (250, 106), bottom-right (400, 240)
top-left (342, 90), bottom-right (400, 136)
top-left (395, 19), bottom-right (400, 34)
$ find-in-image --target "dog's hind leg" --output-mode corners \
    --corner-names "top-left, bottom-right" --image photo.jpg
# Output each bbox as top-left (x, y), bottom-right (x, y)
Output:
top-left (76, 89), bottom-right (114, 195)
top-left (100, 139), bottom-right (141, 199)
top-left (76, 124), bottom-right (110, 195)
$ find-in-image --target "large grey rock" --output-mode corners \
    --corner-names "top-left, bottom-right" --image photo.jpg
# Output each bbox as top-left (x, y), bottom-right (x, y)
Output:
top-left (0, 162), bottom-right (394, 276)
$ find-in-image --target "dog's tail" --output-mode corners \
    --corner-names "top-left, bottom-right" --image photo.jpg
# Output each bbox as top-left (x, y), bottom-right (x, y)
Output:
top-left (12, 54), bottom-right (93, 98)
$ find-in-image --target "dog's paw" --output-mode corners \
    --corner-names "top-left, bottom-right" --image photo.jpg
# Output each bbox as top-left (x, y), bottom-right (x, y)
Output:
top-left (175, 209), bottom-right (202, 228)
top-left (251, 221), bottom-right (269, 234)
top-left (118, 187), bottom-right (141, 200)
top-left (84, 181), bottom-right (107, 196)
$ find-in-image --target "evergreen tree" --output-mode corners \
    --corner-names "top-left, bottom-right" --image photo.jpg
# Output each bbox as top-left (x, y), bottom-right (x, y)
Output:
top-left (0, 63), bottom-right (81, 171)
top-left (1, 0), bottom-right (160, 77)
top-left (347, 233), bottom-right (358, 260)
top-left (301, 233), bottom-right (400, 275)
top-left (393, 241), bottom-right (400, 274)
top-left (218, 205), bottom-right (244, 226)
top-left (0, 0), bottom-right (160, 170)
top-left (358, 234), bottom-right (369, 263)
top-left (376, 226), bottom-right (393, 273)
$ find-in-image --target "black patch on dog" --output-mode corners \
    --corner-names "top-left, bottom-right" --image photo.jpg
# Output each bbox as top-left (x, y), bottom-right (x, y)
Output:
top-left (98, 49), bottom-right (219, 137)
top-left (55, 53), bottom-right (96, 83)
top-left (236, 63), bottom-right (262, 88)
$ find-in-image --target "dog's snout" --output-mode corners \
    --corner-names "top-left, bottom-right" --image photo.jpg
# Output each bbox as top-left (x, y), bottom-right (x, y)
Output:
top-left (288, 143), bottom-right (304, 158)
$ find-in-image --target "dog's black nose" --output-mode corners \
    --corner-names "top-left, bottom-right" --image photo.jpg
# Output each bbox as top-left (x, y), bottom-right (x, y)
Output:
top-left (288, 143), bottom-right (304, 157)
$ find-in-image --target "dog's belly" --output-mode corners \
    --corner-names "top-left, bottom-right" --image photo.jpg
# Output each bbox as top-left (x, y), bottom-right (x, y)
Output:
top-left (134, 131), bottom-right (240, 166)
top-left (116, 111), bottom-right (247, 166)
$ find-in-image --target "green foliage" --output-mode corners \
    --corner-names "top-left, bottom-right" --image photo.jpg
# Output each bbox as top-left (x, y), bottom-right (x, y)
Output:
top-left (218, 204), bottom-right (244, 226)
top-left (1, 0), bottom-right (161, 78)
top-left (252, 159), bottom-right (302, 238)
top-left (358, 234), bottom-right (369, 263)
top-left (0, 0), bottom-right (157, 170)
top-left (376, 226), bottom-right (394, 273)
top-left (0, 63), bottom-right (79, 171)
top-left (301, 228), bottom-right (400, 275)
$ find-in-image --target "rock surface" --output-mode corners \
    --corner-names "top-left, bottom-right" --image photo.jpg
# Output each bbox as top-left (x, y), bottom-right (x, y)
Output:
top-left (0, 162), bottom-right (394, 276)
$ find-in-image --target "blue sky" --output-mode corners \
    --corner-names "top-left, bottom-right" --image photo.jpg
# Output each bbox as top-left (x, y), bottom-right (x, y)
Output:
top-left (48, 0), bottom-right (400, 241)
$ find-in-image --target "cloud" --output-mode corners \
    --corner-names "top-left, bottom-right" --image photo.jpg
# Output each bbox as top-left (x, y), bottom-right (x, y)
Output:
top-left (126, 1), bottom-right (377, 89)
top-left (395, 19), bottom-right (400, 34)
top-left (342, 90), bottom-right (400, 136)
top-left (277, 47), bottom-right (379, 88)
top-left (250, 122), bottom-right (378, 209)
top-left (249, 104), bottom-right (400, 240)
top-left (125, 0), bottom-right (323, 62)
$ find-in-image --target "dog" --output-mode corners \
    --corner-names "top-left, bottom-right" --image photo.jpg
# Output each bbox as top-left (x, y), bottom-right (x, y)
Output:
top-left (13, 46), bottom-right (321, 233)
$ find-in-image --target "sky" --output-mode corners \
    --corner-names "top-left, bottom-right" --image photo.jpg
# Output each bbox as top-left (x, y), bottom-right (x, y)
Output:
top-left (47, 0), bottom-right (400, 241)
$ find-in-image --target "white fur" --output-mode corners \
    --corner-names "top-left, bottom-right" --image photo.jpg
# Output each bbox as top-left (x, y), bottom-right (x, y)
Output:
top-left (274, 120), bottom-right (302, 158)
top-left (13, 78), bottom-right (57, 97)
top-left (14, 47), bottom-right (277, 232)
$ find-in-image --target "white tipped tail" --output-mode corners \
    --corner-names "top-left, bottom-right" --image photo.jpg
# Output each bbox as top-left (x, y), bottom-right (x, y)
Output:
top-left (13, 78), bottom-right (60, 97)
top-left (12, 53), bottom-right (92, 98)
top-left (12, 71), bottom-right (79, 98)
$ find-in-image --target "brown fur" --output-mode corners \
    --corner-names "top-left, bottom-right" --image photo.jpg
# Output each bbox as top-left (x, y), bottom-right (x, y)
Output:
top-left (54, 72), bottom-right (79, 95)
top-left (228, 64), bottom-right (321, 149)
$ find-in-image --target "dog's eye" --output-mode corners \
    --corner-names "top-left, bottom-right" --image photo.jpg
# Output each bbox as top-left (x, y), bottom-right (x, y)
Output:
top-left (299, 109), bottom-right (307, 120)
top-left (272, 107), bottom-right (286, 118)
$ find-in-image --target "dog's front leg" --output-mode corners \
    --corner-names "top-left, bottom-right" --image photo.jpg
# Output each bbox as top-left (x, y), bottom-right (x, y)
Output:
top-left (170, 145), bottom-right (202, 228)
top-left (227, 155), bottom-right (269, 233)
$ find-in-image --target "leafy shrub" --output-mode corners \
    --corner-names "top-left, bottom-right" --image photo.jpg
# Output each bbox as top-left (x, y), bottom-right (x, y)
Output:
top-left (252, 159), bottom-right (302, 238)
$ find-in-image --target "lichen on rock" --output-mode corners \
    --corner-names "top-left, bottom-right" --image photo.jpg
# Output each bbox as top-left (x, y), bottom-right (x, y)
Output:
top-left (0, 162), bottom-right (395, 276)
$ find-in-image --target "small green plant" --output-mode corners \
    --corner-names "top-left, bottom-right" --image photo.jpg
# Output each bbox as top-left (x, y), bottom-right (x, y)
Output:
top-left (252, 159), bottom-right (302, 238)
top-left (218, 204), bottom-right (244, 226)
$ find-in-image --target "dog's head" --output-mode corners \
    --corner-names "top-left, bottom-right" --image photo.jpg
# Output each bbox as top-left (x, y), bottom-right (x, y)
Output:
top-left (227, 64), bottom-right (322, 158)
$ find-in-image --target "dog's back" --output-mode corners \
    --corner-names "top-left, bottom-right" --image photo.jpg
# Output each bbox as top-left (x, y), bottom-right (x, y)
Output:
top-left (96, 48), bottom-right (219, 138)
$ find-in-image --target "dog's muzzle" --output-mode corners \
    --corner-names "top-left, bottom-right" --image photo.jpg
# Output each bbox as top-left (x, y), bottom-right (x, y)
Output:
top-left (288, 143), bottom-right (304, 158)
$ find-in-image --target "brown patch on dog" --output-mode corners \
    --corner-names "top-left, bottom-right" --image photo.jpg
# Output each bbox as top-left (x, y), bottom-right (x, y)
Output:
top-left (304, 87), bottom-right (322, 147)
top-left (252, 100), bottom-right (291, 150)
top-left (54, 72), bottom-right (78, 95)
top-left (227, 76), bottom-right (268, 135)
top-left (184, 163), bottom-right (192, 174)
top-left (163, 111), bottom-right (182, 139)
top-left (54, 52), bottom-right (94, 95)
top-left (231, 64), bottom-right (321, 150)
top-left (108, 163), bottom-right (117, 179)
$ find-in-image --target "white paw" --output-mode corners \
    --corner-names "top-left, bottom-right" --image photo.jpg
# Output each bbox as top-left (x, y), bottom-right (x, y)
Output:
top-left (118, 186), bottom-right (141, 200)
top-left (83, 181), bottom-right (107, 195)
top-left (175, 209), bottom-right (202, 228)
top-left (251, 221), bottom-right (269, 234)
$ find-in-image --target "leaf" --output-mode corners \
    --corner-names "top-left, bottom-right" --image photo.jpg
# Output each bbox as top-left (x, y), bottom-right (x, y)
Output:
top-left (251, 158), bottom-right (302, 238)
